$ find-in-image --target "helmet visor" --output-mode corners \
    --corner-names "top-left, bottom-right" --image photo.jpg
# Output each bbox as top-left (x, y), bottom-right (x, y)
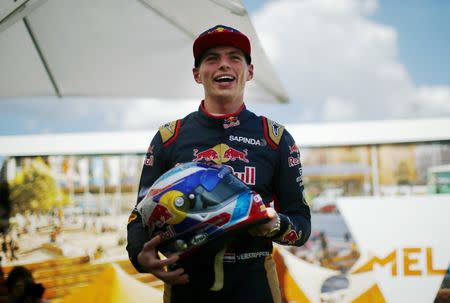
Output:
top-left (189, 172), bottom-right (247, 212)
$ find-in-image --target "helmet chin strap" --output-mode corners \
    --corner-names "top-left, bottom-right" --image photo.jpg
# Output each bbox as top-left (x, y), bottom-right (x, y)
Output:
top-left (209, 245), bottom-right (227, 291)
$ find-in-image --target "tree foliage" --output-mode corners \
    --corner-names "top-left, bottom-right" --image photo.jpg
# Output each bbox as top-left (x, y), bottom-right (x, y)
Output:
top-left (9, 158), bottom-right (71, 214)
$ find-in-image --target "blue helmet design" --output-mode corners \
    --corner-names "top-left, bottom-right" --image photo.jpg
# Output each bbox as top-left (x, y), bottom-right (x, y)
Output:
top-left (137, 162), bottom-right (269, 259)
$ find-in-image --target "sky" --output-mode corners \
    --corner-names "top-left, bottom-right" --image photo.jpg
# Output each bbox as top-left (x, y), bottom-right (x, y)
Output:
top-left (0, 0), bottom-right (449, 136)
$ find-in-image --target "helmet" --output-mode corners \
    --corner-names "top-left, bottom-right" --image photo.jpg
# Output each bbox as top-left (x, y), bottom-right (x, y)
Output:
top-left (136, 162), bottom-right (269, 259)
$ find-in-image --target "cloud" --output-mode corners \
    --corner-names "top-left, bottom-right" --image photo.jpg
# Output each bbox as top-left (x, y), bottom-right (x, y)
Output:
top-left (250, 0), bottom-right (450, 122)
top-left (413, 86), bottom-right (450, 115)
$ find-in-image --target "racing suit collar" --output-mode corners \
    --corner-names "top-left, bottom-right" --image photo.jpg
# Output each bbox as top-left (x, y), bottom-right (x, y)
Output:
top-left (199, 100), bottom-right (246, 118)
top-left (197, 100), bottom-right (250, 129)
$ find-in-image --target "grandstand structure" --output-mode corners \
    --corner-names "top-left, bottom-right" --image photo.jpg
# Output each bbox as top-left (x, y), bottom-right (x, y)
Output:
top-left (1, 118), bottom-right (449, 214)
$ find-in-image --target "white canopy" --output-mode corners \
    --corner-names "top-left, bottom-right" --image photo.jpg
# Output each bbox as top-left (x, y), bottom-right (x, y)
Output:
top-left (0, 0), bottom-right (287, 102)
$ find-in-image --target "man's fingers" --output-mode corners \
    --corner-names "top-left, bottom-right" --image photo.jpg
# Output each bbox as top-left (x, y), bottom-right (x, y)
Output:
top-left (141, 253), bottom-right (179, 272)
top-left (142, 235), bottom-right (161, 252)
top-left (155, 268), bottom-right (189, 285)
top-left (266, 207), bottom-right (277, 218)
top-left (149, 255), bottom-right (179, 269)
top-left (160, 255), bottom-right (179, 266)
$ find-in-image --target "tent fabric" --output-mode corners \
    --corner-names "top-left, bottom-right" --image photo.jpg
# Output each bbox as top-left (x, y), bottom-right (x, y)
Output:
top-left (0, 0), bottom-right (288, 103)
top-left (273, 245), bottom-right (339, 303)
top-left (60, 263), bottom-right (163, 303)
top-left (350, 284), bottom-right (386, 303)
top-left (346, 271), bottom-right (386, 303)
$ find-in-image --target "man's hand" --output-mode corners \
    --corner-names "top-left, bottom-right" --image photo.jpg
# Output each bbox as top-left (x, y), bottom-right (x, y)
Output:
top-left (248, 207), bottom-right (279, 237)
top-left (137, 235), bottom-right (189, 285)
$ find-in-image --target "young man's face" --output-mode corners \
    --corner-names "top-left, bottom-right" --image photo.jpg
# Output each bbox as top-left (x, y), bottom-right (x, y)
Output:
top-left (193, 46), bottom-right (254, 104)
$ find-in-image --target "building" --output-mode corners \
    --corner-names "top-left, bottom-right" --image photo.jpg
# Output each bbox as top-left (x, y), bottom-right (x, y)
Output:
top-left (1, 118), bottom-right (450, 213)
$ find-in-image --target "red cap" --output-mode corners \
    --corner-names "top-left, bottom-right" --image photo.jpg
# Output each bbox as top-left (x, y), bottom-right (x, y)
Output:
top-left (193, 25), bottom-right (251, 67)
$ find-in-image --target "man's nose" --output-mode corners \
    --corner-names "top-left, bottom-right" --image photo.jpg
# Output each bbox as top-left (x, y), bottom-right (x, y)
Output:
top-left (218, 57), bottom-right (231, 69)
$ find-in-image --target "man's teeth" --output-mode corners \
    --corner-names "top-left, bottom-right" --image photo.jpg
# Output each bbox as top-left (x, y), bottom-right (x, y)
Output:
top-left (215, 75), bottom-right (235, 81)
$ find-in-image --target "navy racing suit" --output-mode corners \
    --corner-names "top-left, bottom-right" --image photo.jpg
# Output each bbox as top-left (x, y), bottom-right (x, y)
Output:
top-left (127, 101), bottom-right (311, 303)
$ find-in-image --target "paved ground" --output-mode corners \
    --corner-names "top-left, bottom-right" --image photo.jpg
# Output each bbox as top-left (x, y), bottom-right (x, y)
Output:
top-left (2, 214), bottom-right (130, 267)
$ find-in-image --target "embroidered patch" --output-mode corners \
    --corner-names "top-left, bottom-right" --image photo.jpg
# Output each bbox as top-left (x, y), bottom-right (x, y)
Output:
top-left (127, 211), bottom-right (138, 224)
top-left (288, 156), bottom-right (300, 167)
top-left (159, 120), bottom-right (180, 145)
top-left (281, 227), bottom-right (301, 244)
top-left (223, 116), bottom-right (240, 129)
top-left (267, 119), bottom-right (284, 144)
top-left (288, 144), bottom-right (299, 154)
top-left (144, 156), bottom-right (154, 166)
top-left (263, 117), bottom-right (285, 149)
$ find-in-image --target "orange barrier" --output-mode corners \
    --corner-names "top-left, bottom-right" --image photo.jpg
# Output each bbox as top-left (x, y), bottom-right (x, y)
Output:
top-left (32, 263), bottom-right (105, 280)
top-left (1, 257), bottom-right (162, 301)
top-left (1, 255), bottom-right (90, 275)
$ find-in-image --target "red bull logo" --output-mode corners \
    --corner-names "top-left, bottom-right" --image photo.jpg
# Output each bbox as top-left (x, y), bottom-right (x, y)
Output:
top-left (282, 229), bottom-right (300, 244)
top-left (223, 116), bottom-right (240, 129)
top-left (288, 144), bottom-right (299, 154)
top-left (149, 204), bottom-right (173, 228)
top-left (144, 155), bottom-right (154, 166)
top-left (193, 148), bottom-right (219, 162)
top-left (223, 147), bottom-right (249, 163)
top-left (192, 144), bottom-right (249, 164)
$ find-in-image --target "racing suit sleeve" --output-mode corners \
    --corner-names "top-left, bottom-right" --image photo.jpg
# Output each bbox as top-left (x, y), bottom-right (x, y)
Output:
top-left (126, 131), bottom-right (167, 272)
top-left (271, 129), bottom-right (311, 246)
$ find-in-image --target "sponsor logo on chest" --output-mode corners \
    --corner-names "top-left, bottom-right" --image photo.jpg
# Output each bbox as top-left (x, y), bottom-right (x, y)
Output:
top-left (229, 135), bottom-right (266, 146)
top-left (192, 144), bottom-right (256, 185)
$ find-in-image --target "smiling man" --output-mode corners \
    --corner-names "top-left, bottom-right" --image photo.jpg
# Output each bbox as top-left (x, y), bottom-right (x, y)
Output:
top-left (127, 25), bottom-right (311, 303)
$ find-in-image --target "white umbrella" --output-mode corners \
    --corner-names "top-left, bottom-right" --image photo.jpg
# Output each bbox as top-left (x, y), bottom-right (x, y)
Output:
top-left (0, 0), bottom-right (288, 102)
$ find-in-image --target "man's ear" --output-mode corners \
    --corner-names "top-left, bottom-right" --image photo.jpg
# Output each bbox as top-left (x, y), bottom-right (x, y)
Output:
top-left (193, 68), bottom-right (202, 84)
top-left (246, 64), bottom-right (254, 81)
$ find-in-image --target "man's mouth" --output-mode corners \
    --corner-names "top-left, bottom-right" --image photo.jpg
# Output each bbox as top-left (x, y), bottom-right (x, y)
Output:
top-left (214, 75), bottom-right (235, 83)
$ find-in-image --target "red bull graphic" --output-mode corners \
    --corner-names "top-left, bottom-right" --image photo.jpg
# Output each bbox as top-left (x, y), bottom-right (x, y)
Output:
top-left (144, 155), bottom-right (154, 166)
top-left (282, 228), bottom-right (300, 244)
top-left (149, 204), bottom-right (173, 228)
top-left (288, 144), bottom-right (299, 154)
top-left (192, 145), bottom-right (255, 184)
top-left (193, 148), bottom-right (220, 162)
top-left (192, 144), bottom-right (249, 164)
top-left (223, 147), bottom-right (249, 163)
top-left (223, 116), bottom-right (240, 129)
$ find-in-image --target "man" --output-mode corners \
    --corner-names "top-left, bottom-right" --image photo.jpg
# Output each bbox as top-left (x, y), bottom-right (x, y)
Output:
top-left (127, 25), bottom-right (311, 303)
